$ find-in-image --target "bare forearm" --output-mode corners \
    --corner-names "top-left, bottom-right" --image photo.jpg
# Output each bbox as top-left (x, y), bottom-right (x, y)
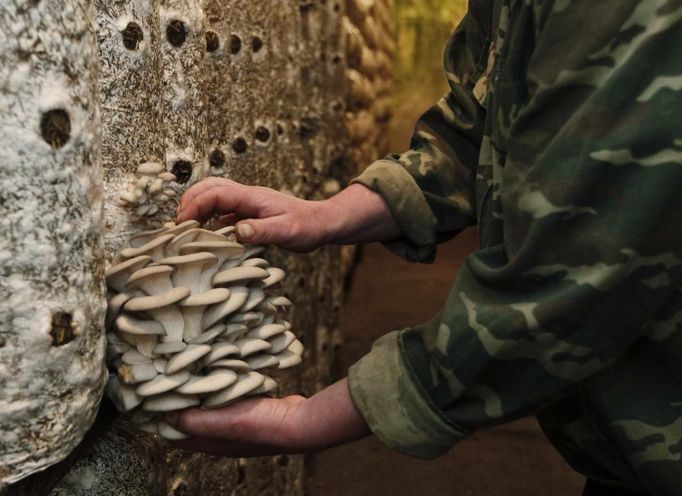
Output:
top-left (320, 184), bottom-right (401, 246)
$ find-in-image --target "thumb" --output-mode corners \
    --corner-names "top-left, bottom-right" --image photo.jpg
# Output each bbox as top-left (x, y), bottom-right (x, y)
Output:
top-left (236, 218), bottom-right (285, 246)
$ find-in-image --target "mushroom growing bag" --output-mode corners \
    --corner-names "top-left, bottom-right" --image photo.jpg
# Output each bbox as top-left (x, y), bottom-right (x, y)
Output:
top-left (104, 220), bottom-right (302, 439)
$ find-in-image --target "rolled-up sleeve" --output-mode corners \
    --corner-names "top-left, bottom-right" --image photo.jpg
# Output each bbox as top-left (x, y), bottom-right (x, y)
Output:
top-left (352, 6), bottom-right (490, 263)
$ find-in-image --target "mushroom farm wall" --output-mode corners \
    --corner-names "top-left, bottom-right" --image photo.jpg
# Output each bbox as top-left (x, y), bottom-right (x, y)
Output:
top-left (0, 0), bottom-right (394, 495)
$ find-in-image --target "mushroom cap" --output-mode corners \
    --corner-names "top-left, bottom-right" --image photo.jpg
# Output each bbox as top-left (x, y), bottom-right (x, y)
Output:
top-left (142, 392), bottom-right (200, 412)
top-left (120, 233), bottom-right (175, 260)
top-left (176, 369), bottom-right (238, 395)
top-left (179, 241), bottom-right (244, 260)
top-left (242, 287), bottom-right (266, 312)
top-left (105, 255), bottom-right (152, 292)
top-left (250, 375), bottom-right (278, 396)
top-left (274, 350), bottom-right (303, 369)
top-left (235, 337), bottom-right (271, 357)
top-left (241, 258), bottom-right (269, 268)
top-left (212, 266), bottom-right (270, 286)
top-left (247, 323), bottom-right (287, 340)
top-left (106, 292), bottom-right (134, 330)
top-left (165, 220), bottom-right (201, 236)
top-left (261, 268), bottom-right (286, 288)
top-left (153, 357), bottom-right (168, 373)
top-left (202, 286), bottom-right (250, 329)
top-left (228, 311), bottom-right (264, 326)
top-left (202, 372), bottom-right (265, 408)
top-left (136, 370), bottom-right (191, 397)
top-left (165, 228), bottom-right (202, 256)
top-left (157, 421), bottom-right (189, 440)
top-left (165, 344), bottom-right (212, 374)
top-left (107, 376), bottom-right (143, 412)
top-left (188, 324), bottom-right (226, 345)
top-left (126, 265), bottom-right (175, 295)
top-left (180, 288), bottom-right (230, 307)
top-left (130, 227), bottom-right (168, 248)
top-left (122, 349), bottom-right (152, 365)
top-left (115, 314), bottom-right (166, 335)
top-left (160, 251), bottom-right (218, 268)
top-left (202, 342), bottom-right (240, 366)
top-left (245, 354), bottom-right (279, 371)
top-left (269, 330), bottom-right (297, 354)
top-left (153, 341), bottom-right (188, 355)
top-left (123, 287), bottom-right (191, 312)
top-left (288, 339), bottom-right (304, 357)
top-left (118, 362), bottom-right (158, 384)
top-left (194, 229), bottom-right (230, 243)
top-left (214, 225), bottom-right (236, 237)
top-left (136, 161), bottom-right (165, 176)
top-left (207, 359), bottom-right (250, 373)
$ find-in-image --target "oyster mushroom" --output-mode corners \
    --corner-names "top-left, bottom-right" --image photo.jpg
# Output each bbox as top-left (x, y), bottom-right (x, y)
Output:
top-left (203, 371), bottom-right (265, 408)
top-left (123, 287), bottom-right (190, 342)
top-left (120, 233), bottom-right (175, 261)
top-left (105, 256), bottom-right (152, 293)
top-left (105, 225), bottom-right (303, 439)
top-left (126, 265), bottom-right (175, 295)
top-left (160, 252), bottom-right (218, 294)
top-left (178, 288), bottom-right (231, 341)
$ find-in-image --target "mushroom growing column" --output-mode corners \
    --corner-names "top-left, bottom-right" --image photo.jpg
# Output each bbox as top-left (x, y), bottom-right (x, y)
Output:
top-left (0, 0), bottom-right (106, 485)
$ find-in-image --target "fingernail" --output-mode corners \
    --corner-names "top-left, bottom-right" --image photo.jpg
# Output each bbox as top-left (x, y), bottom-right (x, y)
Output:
top-left (165, 412), bottom-right (178, 426)
top-left (237, 223), bottom-right (254, 239)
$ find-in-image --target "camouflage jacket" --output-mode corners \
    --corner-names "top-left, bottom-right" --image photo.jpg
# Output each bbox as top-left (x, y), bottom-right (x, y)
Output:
top-left (348, 1), bottom-right (682, 494)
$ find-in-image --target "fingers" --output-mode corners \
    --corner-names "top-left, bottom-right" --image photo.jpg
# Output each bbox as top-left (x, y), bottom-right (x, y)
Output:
top-left (177, 180), bottom-right (261, 223)
top-left (235, 217), bottom-right (289, 247)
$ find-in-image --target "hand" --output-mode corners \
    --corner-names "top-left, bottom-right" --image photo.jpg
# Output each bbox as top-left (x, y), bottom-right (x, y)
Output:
top-left (165, 378), bottom-right (370, 457)
top-left (176, 178), bottom-right (401, 250)
top-left (176, 177), bottom-right (328, 252)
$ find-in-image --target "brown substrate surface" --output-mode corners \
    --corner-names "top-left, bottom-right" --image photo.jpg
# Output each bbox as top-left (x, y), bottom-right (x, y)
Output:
top-left (307, 230), bottom-right (586, 496)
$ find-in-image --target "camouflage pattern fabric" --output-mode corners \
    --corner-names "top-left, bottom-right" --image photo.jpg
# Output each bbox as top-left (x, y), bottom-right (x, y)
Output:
top-left (347, 1), bottom-right (682, 494)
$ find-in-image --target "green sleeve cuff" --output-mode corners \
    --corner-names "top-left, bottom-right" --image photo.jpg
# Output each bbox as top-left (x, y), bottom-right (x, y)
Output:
top-left (348, 331), bottom-right (470, 459)
top-left (351, 160), bottom-right (438, 263)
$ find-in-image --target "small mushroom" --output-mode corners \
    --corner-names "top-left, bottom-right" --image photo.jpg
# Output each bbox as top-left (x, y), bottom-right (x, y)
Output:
top-left (202, 286), bottom-right (250, 329)
top-left (106, 292), bottom-right (134, 330)
top-left (106, 256), bottom-right (152, 293)
top-left (153, 341), bottom-right (187, 355)
top-left (161, 252), bottom-right (218, 294)
top-left (247, 323), bottom-right (287, 340)
top-left (241, 257), bottom-right (269, 268)
top-left (136, 370), bottom-right (191, 396)
top-left (142, 392), bottom-right (200, 412)
top-left (115, 314), bottom-right (166, 335)
top-left (179, 288), bottom-right (231, 341)
top-left (180, 241), bottom-right (244, 288)
top-left (122, 349), bottom-right (152, 365)
top-left (188, 323), bottom-right (226, 344)
top-left (250, 375), bottom-right (278, 396)
top-left (207, 358), bottom-right (250, 373)
top-left (136, 161), bottom-right (165, 176)
top-left (202, 341), bottom-right (240, 366)
top-left (203, 371), bottom-right (265, 408)
top-left (269, 330), bottom-right (296, 354)
top-left (165, 344), bottom-right (212, 374)
top-left (235, 337), bottom-right (271, 357)
top-left (126, 265), bottom-right (175, 295)
top-left (118, 362), bottom-right (158, 384)
top-left (120, 234), bottom-right (175, 261)
top-left (129, 227), bottom-right (168, 248)
top-left (245, 354), bottom-right (279, 370)
top-left (212, 266), bottom-right (270, 286)
top-left (274, 350), bottom-right (302, 369)
top-left (157, 421), bottom-right (188, 440)
top-left (123, 287), bottom-right (190, 342)
top-left (107, 376), bottom-right (143, 412)
top-left (176, 369), bottom-right (238, 395)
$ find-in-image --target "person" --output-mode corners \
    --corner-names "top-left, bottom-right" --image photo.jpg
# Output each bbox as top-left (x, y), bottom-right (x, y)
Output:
top-left (167, 1), bottom-right (682, 495)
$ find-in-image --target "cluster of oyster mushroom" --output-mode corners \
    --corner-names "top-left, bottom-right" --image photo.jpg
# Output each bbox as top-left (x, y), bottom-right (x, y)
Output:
top-left (119, 162), bottom-right (180, 219)
top-left (105, 220), bottom-right (302, 439)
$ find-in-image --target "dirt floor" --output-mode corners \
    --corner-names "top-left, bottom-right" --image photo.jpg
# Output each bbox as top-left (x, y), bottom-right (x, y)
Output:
top-left (307, 233), bottom-right (587, 495)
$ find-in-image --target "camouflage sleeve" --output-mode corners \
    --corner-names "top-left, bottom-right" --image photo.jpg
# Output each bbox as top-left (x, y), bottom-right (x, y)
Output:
top-left (351, 6), bottom-right (491, 263)
top-left (349, 2), bottom-right (682, 460)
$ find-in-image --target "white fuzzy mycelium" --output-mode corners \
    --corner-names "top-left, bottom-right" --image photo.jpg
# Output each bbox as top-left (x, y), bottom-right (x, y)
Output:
top-left (105, 220), bottom-right (302, 439)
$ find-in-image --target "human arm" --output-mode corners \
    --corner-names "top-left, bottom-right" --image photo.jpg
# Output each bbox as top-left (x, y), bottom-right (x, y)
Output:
top-left (176, 180), bottom-right (400, 251)
top-left (166, 378), bottom-right (370, 456)
top-left (348, 0), bottom-right (682, 465)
